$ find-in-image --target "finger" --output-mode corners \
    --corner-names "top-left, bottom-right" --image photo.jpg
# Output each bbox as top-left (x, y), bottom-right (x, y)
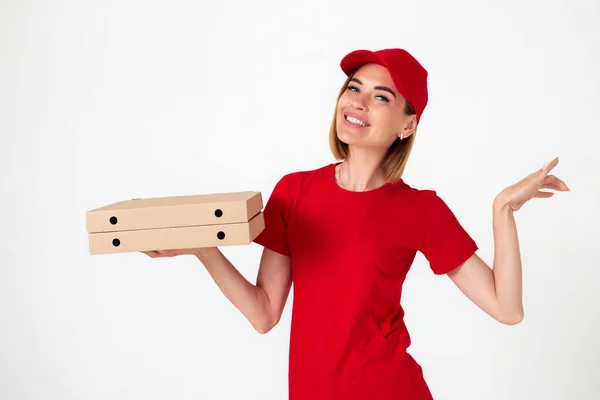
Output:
top-left (541, 182), bottom-right (568, 191)
top-left (534, 191), bottom-right (555, 198)
top-left (541, 183), bottom-right (562, 191)
top-left (540, 176), bottom-right (567, 190)
top-left (142, 251), bottom-right (162, 258)
top-left (539, 157), bottom-right (559, 176)
top-left (543, 174), bottom-right (570, 191)
top-left (159, 249), bottom-right (180, 257)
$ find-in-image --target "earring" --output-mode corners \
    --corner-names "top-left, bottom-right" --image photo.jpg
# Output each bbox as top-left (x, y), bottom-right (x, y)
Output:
top-left (400, 134), bottom-right (404, 140)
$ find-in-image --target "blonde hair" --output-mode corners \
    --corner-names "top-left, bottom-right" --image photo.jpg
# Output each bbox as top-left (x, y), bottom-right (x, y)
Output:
top-left (329, 72), bottom-right (418, 184)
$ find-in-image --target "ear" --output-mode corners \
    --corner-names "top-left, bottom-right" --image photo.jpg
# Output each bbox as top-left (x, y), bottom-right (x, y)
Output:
top-left (399, 115), bottom-right (417, 139)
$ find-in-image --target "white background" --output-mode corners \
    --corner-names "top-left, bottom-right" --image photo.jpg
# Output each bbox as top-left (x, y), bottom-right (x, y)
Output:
top-left (2, 0), bottom-right (599, 399)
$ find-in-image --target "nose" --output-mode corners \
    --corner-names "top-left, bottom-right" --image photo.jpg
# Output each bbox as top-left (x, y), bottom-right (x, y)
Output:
top-left (351, 100), bottom-right (365, 111)
top-left (351, 93), bottom-right (367, 110)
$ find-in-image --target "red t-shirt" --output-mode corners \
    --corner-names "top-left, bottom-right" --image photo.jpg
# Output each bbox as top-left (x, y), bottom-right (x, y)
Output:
top-left (253, 162), bottom-right (478, 400)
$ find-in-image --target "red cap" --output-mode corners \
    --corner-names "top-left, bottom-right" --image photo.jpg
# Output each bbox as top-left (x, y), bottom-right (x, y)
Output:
top-left (340, 48), bottom-right (428, 122)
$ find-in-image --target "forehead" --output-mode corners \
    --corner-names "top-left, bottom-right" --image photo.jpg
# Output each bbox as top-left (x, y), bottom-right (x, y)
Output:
top-left (352, 63), bottom-right (396, 89)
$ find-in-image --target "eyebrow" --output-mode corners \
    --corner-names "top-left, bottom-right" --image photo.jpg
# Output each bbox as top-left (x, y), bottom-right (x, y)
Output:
top-left (350, 78), bottom-right (396, 98)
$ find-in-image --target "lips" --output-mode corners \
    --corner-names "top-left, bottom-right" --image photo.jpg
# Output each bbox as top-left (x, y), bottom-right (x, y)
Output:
top-left (343, 112), bottom-right (370, 127)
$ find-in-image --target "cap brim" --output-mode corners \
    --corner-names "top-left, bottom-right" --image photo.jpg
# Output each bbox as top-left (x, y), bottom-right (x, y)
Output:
top-left (340, 50), bottom-right (390, 76)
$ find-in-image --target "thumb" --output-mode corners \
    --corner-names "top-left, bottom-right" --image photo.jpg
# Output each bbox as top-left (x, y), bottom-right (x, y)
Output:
top-left (538, 157), bottom-right (559, 178)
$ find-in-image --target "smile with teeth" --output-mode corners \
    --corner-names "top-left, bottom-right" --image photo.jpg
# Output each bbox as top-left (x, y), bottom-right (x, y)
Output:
top-left (345, 115), bottom-right (370, 127)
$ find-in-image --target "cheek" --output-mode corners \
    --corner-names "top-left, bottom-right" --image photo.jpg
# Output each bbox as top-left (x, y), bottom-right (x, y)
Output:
top-left (337, 95), bottom-right (350, 110)
top-left (335, 103), bottom-right (344, 124)
top-left (335, 98), bottom-right (350, 121)
top-left (371, 110), bottom-right (398, 134)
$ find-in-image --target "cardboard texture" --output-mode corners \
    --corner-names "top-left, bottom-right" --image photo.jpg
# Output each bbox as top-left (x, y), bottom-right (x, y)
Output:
top-left (86, 191), bottom-right (264, 254)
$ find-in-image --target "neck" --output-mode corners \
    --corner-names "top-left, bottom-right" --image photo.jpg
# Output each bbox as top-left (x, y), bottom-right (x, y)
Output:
top-left (339, 148), bottom-right (387, 192)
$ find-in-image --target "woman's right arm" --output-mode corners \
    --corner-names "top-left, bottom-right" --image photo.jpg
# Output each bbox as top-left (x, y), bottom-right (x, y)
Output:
top-left (194, 247), bottom-right (292, 334)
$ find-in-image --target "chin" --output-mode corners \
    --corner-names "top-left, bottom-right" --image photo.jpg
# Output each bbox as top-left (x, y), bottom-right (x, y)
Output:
top-left (336, 130), bottom-right (367, 149)
top-left (336, 131), bottom-right (350, 146)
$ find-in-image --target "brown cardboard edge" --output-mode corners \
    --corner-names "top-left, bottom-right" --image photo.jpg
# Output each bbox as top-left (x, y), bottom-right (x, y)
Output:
top-left (86, 191), bottom-right (264, 234)
top-left (88, 191), bottom-right (262, 212)
top-left (245, 192), bottom-right (264, 221)
top-left (248, 212), bottom-right (265, 242)
top-left (88, 212), bottom-right (266, 255)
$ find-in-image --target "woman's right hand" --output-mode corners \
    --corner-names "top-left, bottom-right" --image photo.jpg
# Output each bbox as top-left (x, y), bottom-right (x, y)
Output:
top-left (141, 248), bottom-right (216, 258)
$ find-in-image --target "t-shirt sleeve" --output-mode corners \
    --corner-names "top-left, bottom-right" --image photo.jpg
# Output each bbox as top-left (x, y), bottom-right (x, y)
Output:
top-left (253, 175), bottom-right (292, 256)
top-left (419, 191), bottom-right (478, 275)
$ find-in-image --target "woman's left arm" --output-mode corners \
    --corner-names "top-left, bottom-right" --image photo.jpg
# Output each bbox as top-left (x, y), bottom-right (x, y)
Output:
top-left (447, 157), bottom-right (569, 325)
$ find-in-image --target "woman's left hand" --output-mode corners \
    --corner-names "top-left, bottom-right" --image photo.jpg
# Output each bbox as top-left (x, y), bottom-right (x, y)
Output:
top-left (496, 156), bottom-right (570, 212)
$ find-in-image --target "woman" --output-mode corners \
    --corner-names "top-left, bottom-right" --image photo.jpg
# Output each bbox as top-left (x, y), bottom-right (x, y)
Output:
top-left (144, 48), bottom-right (569, 399)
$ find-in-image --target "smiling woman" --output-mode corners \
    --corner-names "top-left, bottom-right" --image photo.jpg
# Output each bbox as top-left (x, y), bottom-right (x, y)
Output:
top-left (144, 48), bottom-right (569, 400)
top-left (330, 56), bottom-right (420, 187)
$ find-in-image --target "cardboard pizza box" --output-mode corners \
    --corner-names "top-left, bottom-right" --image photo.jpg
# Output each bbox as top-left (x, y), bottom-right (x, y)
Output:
top-left (86, 191), bottom-right (264, 255)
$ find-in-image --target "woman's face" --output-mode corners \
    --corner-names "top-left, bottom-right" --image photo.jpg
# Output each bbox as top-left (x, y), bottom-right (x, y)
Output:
top-left (335, 63), bottom-right (416, 151)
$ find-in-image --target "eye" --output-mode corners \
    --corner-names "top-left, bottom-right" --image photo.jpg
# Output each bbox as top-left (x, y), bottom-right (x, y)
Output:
top-left (376, 95), bottom-right (390, 103)
top-left (346, 85), bottom-right (359, 92)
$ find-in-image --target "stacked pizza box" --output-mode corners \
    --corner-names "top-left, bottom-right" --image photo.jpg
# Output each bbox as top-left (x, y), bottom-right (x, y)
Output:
top-left (86, 191), bottom-right (264, 255)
